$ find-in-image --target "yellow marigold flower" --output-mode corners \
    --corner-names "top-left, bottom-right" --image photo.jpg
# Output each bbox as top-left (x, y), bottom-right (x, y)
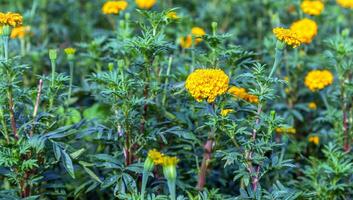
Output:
top-left (228, 86), bottom-right (259, 104)
top-left (185, 69), bottom-right (229, 103)
top-left (308, 135), bottom-right (319, 145)
top-left (304, 70), bottom-right (334, 92)
top-left (301, 0), bottom-right (324, 15)
top-left (337, 0), bottom-right (353, 8)
top-left (162, 156), bottom-right (179, 166)
top-left (135, 0), bottom-right (156, 9)
top-left (180, 35), bottom-right (192, 49)
top-left (191, 27), bottom-right (206, 44)
top-left (290, 18), bottom-right (318, 44)
top-left (276, 127), bottom-right (296, 134)
top-left (102, 1), bottom-right (128, 15)
top-left (0, 12), bottom-right (23, 27)
top-left (166, 11), bottom-right (179, 20)
top-left (273, 27), bottom-right (302, 48)
top-left (64, 48), bottom-right (76, 55)
top-left (308, 102), bottom-right (317, 110)
top-left (10, 26), bottom-right (30, 39)
top-left (221, 109), bottom-right (233, 117)
top-left (147, 149), bottom-right (164, 165)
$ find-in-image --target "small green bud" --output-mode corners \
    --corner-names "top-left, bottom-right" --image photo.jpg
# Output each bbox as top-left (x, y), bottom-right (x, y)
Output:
top-left (49, 49), bottom-right (58, 60)
top-left (108, 63), bottom-right (114, 71)
top-left (143, 157), bottom-right (154, 172)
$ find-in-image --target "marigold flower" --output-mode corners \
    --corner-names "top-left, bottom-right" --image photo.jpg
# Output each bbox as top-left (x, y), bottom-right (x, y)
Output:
top-left (162, 156), bottom-right (179, 182)
top-left (102, 1), bottom-right (128, 15)
top-left (166, 11), bottom-right (179, 20)
top-left (191, 27), bottom-right (206, 44)
top-left (273, 27), bottom-right (302, 48)
top-left (337, 0), bottom-right (353, 8)
top-left (185, 69), bottom-right (229, 103)
top-left (135, 0), bottom-right (156, 9)
top-left (10, 26), bottom-right (30, 39)
top-left (228, 86), bottom-right (259, 104)
top-left (301, 0), bottom-right (324, 15)
top-left (290, 18), bottom-right (318, 44)
top-left (276, 127), bottom-right (296, 134)
top-left (221, 109), bottom-right (234, 117)
top-left (64, 48), bottom-right (76, 55)
top-left (147, 149), bottom-right (164, 165)
top-left (308, 102), bottom-right (317, 110)
top-left (0, 12), bottom-right (23, 27)
top-left (304, 70), bottom-right (334, 92)
top-left (308, 135), bottom-right (319, 145)
top-left (180, 35), bottom-right (192, 49)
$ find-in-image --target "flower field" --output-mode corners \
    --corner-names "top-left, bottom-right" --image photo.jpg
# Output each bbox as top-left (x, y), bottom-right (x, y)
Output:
top-left (0, 0), bottom-right (353, 199)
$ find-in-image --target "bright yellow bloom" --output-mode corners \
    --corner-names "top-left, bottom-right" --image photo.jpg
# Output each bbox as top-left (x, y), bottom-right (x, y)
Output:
top-left (276, 127), bottom-right (296, 134)
top-left (162, 156), bottom-right (179, 166)
top-left (221, 109), bottom-right (234, 117)
top-left (290, 18), bottom-right (318, 44)
top-left (337, 0), bottom-right (353, 8)
top-left (273, 27), bottom-right (302, 48)
top-left (180, 35), bottom-right (192, 49)
top-left (147, 149), bottom-right (164, 165)
top-left (301, 0), bottom-right (324, 15)
top-left (304, 70), bottom-right (334, 92)
top-left (166, 11), bottom-right (179, 20)
top-left (308, 135), bottom-right (319, 145)
top-left (185, 69), bottom-right (229, 103)
top-left (228, 86), bottom-right (259, 104)
top-left (0, 12), bottom-right (23, 27)
top-left (191, 27), bottom-right (206, 44)
top-left (102, 1), bottom-right (128, 15)
top-left (10, 26), bottom-right (30, 39)
top-left (135, 0), bottom-right (156, 9)
top-left (308, 102), bottom-right (317, 110)
top-left (64, 48), bottom-right (76, 55)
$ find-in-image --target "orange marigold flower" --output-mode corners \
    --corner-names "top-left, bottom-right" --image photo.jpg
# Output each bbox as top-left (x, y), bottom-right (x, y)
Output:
top-left (290, 18), bottom-right (318, 44)
top-left (308, 135), bottom-right (319, 145)
top-left (180, 35), bottom-right (192, 49)
top-left (191, 27), bottom-right (206, 44)
top-left (10, 26), bottom-right (30, 39)
top-left (308, 102), bottom-right (317, 110)
top-left (221, 109), bottom-right (234, 117)
top-left (337, 0), bottom-right (353, 8)
top-left (185, 69), bottom-right (229, 103)
top-left (102, 1), bottom-right (128, 15)
top-left (301, 0), bottom-right (324, 15)
top-left (304, 70), bottom-right (334, 92)
top-left (0, 12), bottom-right (23, 27)
top-left (273, 27), bottom-right (302, 48)
top-left (228, 86), bottom-right (259, 104)
top-left (135, 0), bottom-right (157, 9)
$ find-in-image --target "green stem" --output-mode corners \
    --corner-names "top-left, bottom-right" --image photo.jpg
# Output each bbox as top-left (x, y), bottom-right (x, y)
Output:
top-left (162, 57), bottom-right (172, 106)
top-left (268, 41), bottom-right (284, 79)
top-left (3, 36), bottom-right (9, 60)
top-left (49, 59), bottom-right (56, 109)
top-left (68, 61), bottom-right (74, 101)
top-left (140, 170), bottom-right (149, 200)
top-left (0, 107), bottom-right (9, 143)
top-left (167, 179), bottom-right (176, 200)
top-left (20, 38), bottom-right (25, 56)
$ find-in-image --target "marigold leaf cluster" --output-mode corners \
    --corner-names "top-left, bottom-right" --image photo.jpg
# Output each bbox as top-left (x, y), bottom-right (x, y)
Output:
top-left (228, 86), bottom-right (259, 104)
top-left (102, 1), bottom-right (128, 15)
top-left (185, 69), bottom-right (229, 103)
top-left (273, 27), bottom-right (302, 48)
top-left (301, 0), bottom-right (324, 16)
top-left (304, 70), bottom-right (334, 92)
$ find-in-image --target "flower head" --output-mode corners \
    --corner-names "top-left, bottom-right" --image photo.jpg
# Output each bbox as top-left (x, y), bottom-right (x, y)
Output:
top-left (0, 12), bottom-right (23, 27)
top-left (276, 127), bottom-right (296, 134)
top-left (166, 11), bottom-right (179, 20)
top-left (180, 35), bottom-right (192, 49)
top-left (308, 102), bottom-right (317, 110)
top-left (191, 27), bottom-right (206, 44)
top-left (185, 69), bottom-right (229, 103)
top-left (228, 86), bottom-right (259, 104)
top-left (308, 135), bottom-right (319, 145)
top-left (135, 0), bottom-right (157, 9)
top-left (290, 18), bottom-right (318, 44)
top-left (301, 0), bottom-right (324, 15)
top-left (102, 1), bottom-right (128, 15)
top-left (221, 109), bottom-right (234, 117)
top-left (147, 149), bottom-right (164, 165)
top-left (273, 27), bottom-right (302, 48)
top-left (337, 0), bottom-right (353, 8)
top-left (64, 48), bottom-right (76, 55)
top-left (304, 70), bottom-right (334, 92)
top-left (10, 26), bottom-right (30, 39)
top-left (162, 156), bottom-right (179, 181)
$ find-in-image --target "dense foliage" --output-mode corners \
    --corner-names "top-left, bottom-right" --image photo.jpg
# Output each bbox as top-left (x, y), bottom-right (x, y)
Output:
top-left (0, 0), bottom-right (353, 199)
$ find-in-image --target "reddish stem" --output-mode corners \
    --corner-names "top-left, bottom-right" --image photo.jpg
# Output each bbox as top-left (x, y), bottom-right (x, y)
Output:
top-left (196, 139), bottom-right (214, 190)
top-left (7, 89), bottom-right (18, 140)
